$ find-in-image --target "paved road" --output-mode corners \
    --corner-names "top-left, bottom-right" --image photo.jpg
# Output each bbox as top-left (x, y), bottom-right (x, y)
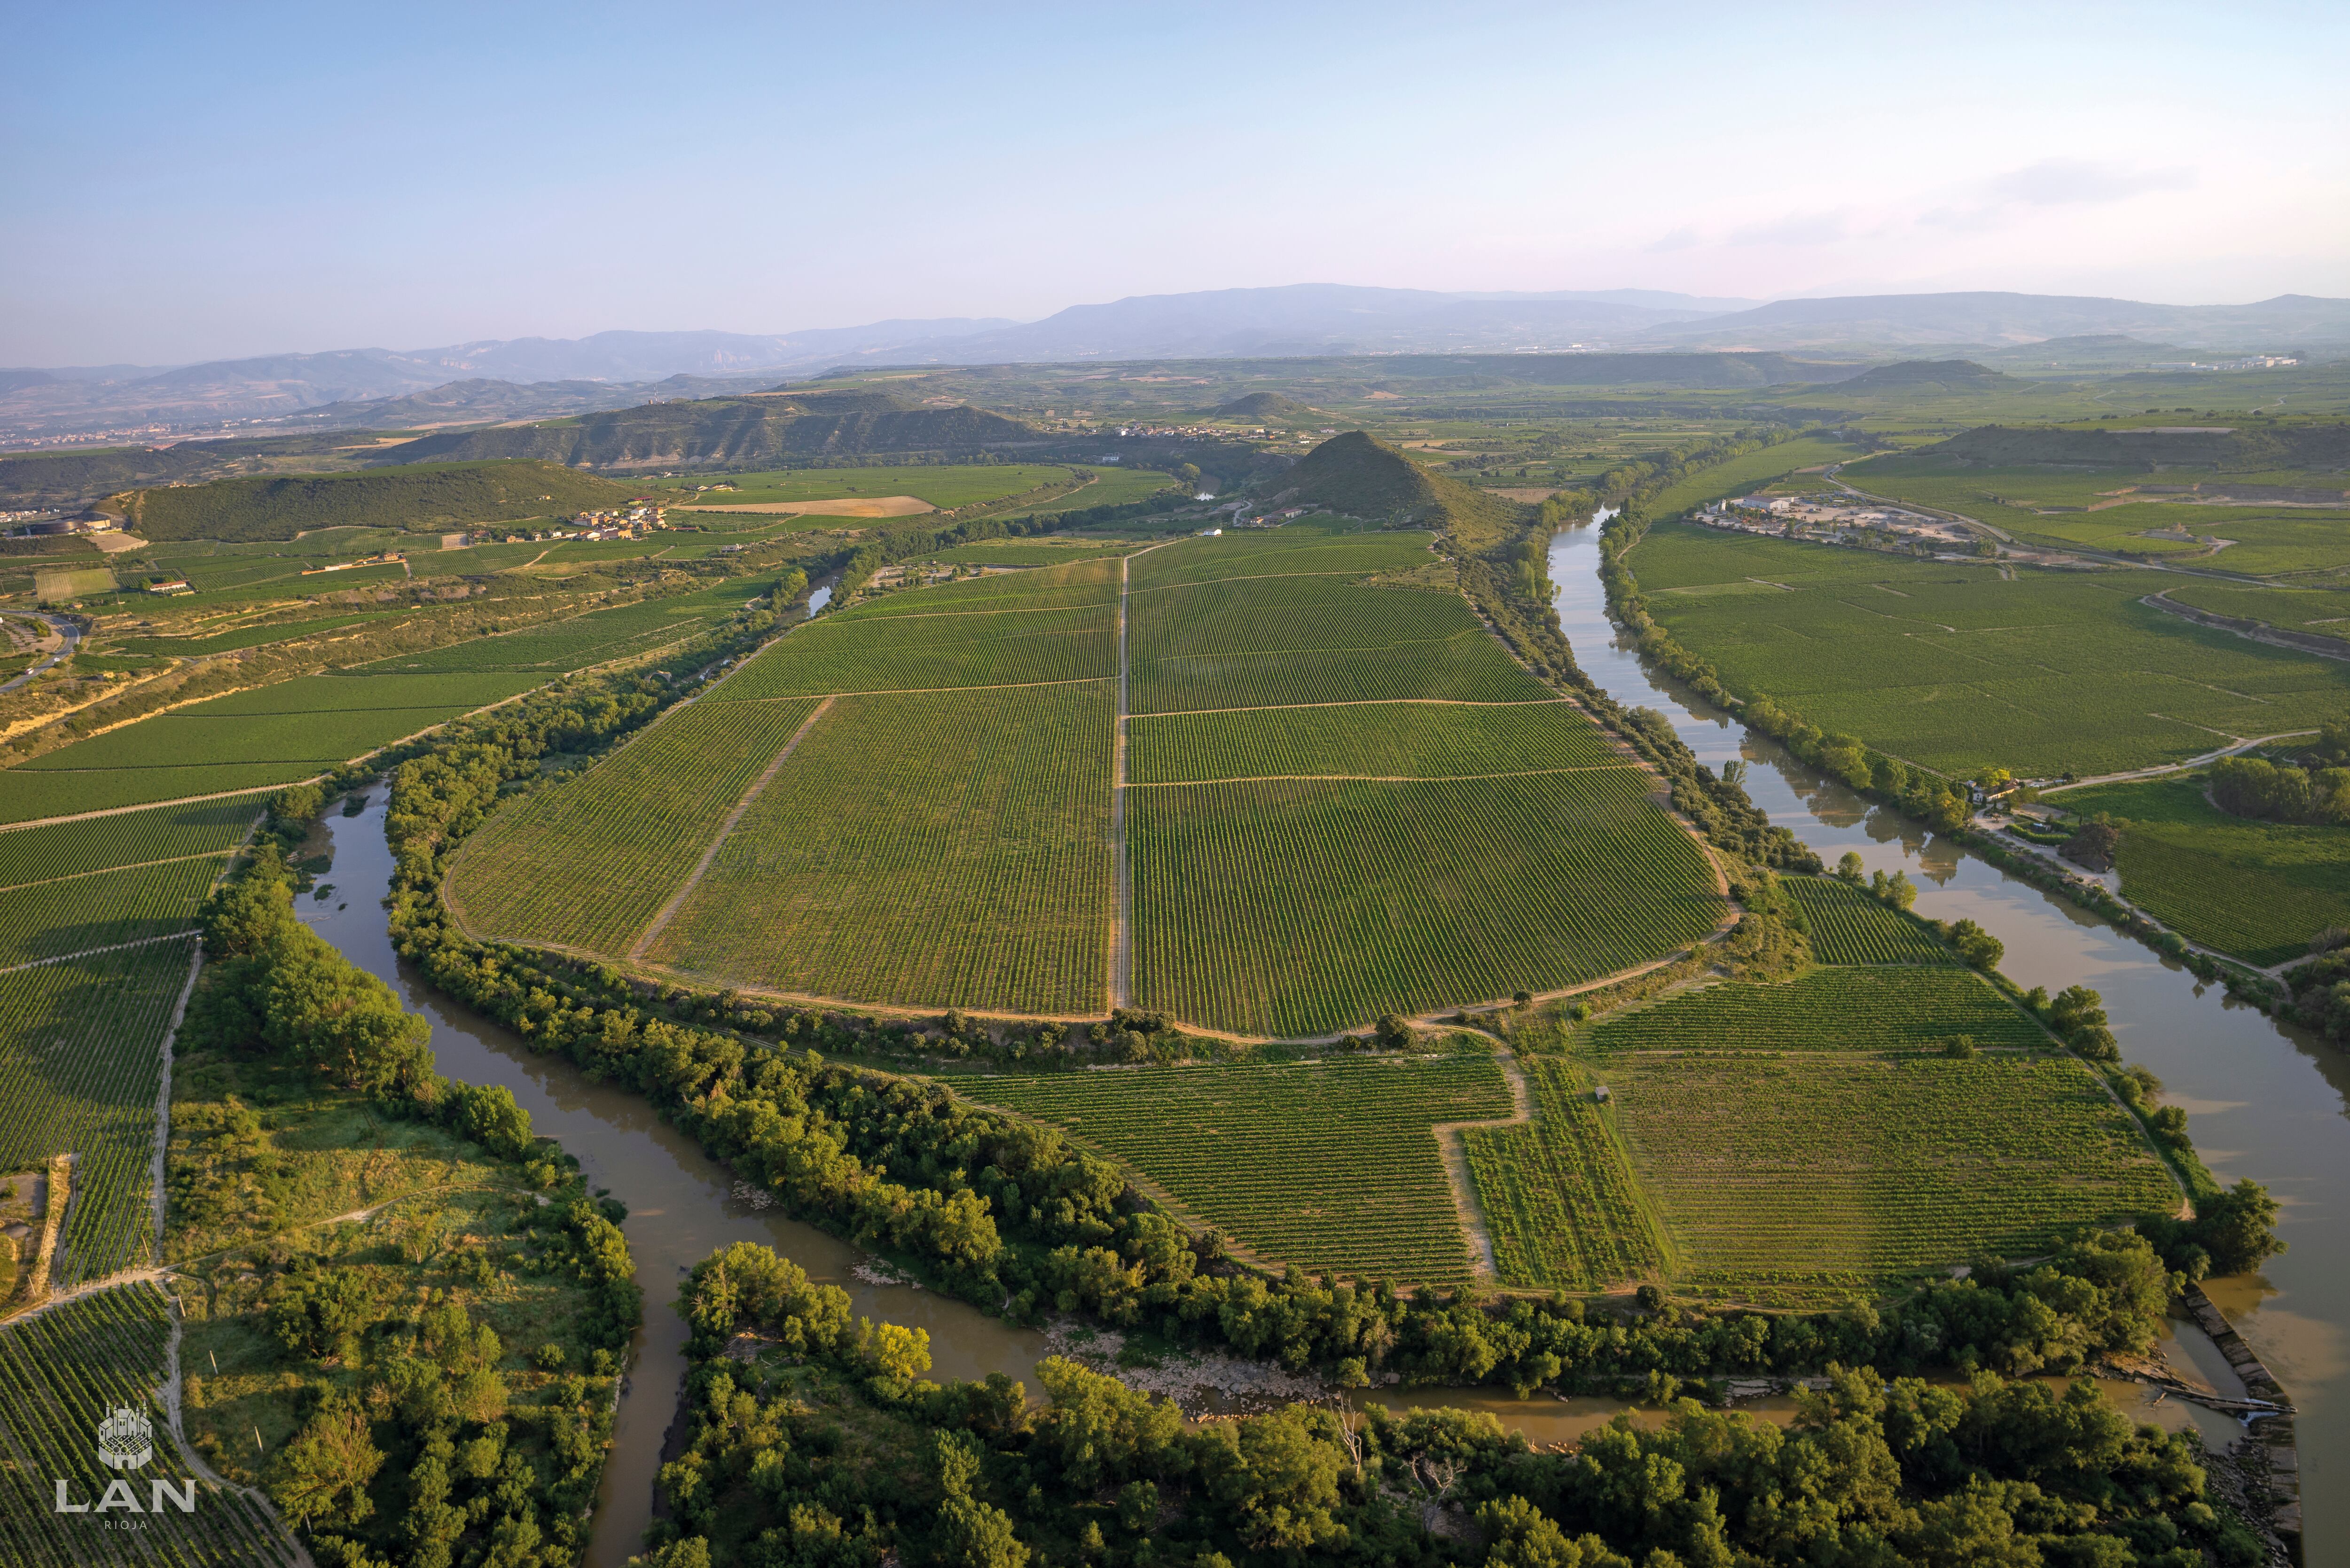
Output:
top-left (0, 611), bottom-right (79, 694)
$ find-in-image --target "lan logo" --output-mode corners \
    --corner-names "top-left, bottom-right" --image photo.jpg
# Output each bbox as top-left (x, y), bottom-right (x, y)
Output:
top-left (54, 1406), bottom-right (196, 1514)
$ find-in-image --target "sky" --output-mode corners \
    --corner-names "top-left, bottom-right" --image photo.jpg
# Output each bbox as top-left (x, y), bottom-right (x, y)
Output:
top-left (5, 0), bottom-right (2346, 366)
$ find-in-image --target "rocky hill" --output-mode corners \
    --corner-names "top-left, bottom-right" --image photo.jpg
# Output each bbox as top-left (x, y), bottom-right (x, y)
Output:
top-left (108, 460), bottom-right (641, 542)
top-left (1275, 431), bottom-right (1515, 537)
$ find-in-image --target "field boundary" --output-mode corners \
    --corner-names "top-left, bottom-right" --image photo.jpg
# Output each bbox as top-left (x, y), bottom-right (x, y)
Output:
top-left (0, 927), bottom-right (201, 977)
top-left (1429, 1040), bottom-right (1531, 1282)
top-left (148, 939), bottom-right (204, 1269)
top-left (1125, 764), bottom-right (1640, 789)
top-left (627, 695), bottom-right (836, 961)
top-left (0, 847), bottom-right (235, 894)
top-left (2142, 592), bottom-right (2350, 663)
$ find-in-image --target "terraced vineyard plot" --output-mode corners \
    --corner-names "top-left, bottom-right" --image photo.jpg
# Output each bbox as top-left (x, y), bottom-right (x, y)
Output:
top-left (180, 671), bottom-right (544, 715)
top-left (0, 796), bottom-right (253, 886)
top-left (834, 556), bottom-right (1118, 618)
top-left (14, 706), bottom-right (478, 772)
top-left (2056, 773), bottom-right (2350, 965)
top-left (1128, 577), bottom-right (1548, 713)
top-left (1632, 523), bottom-right (2350, 777)
top-left (0, 941), bottom-right (196, 1285)
top-left (1464, 1057), bottom-right (1665, 1290)
top-left (1609, 1053), bottom-right (2179, 1304)
top-left (1130, 529), bottom-right (1439, 588)
top-left (2162, 581), bottom-right (2350, 642)
top-left (650, 685), bottom-right (1113, 1013)
top-left (0, 1283), bottom-right (301, 1565)
top-left (1782, 877), bottom-right (1957, 966)
top-left (449, 696), bottom-right (826, 955)
top-left (1130, 769), bottom-right (1723, 1037)
top-left (960, 1052), bottom-right (1510, 1283)
top-left (1130, 698), bottom-right (1619, 782)
top-left (0, 856), bottom-right (223, 967)
top-left (711, 605), bottom-right (1115, 700)
top-left (1584, 967), bottom-right (2039, 1055)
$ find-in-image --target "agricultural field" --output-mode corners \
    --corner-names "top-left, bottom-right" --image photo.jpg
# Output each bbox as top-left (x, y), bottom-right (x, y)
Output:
top-left (0, 795), bottom-right (255, 886)
top-left (0, 939), bottom-right (197, 1287)
top-left (956, 1048), bottom-right (1511, 1283)
top-left (1631, 522), bottom-right (2350, 777)
top-left (1463, 1056), bottom-right (1666, 1290)
top-left (1496, 963), bottom-right (2183, 1305)
top-left (649, 683), bottom-right (1114, 1013)
top-left (835, 555), bottom-right (1119, 617)
top-left (1127, 575), bottom-right (1550, 713)
top-left (1781, 876), bottom-right (1958, 966)
top-left (449, 695), bottom-right (826, 955)
top-left (0, 762), bottom-right (315, 826)
top-left (2052, 773), bottom-right (2350, 966)
top-left (1129, 769), bottom-right (1721, 1036)
top-left (1017, 466), bottom-right (1178, 513)
top-left (0, 1282), bottom-right (301, 1566)
top-left (708, 602), bottom-right (1115, 698)
top-left (1608, 1049), bottom-right (2179, 1304)
top-left (360, 576), bottom-right (768, 674)
top-left (1841, 456), bottom-right (2350, 574)
top-left (0, 856), bottom-right (224, 967)
top-left (921, 540), bottom-right (1135, 567)
top-left (2159, 581), bottom-right (2350, 644)
top-left (1128, 527), bottom-right (1435, 589)
top-left (652, 463), bottom-right (1075, 510)
top-left (1129, 697), bottom-right (1619, 783)
top-left (106, 610), bottom-right (388, 656)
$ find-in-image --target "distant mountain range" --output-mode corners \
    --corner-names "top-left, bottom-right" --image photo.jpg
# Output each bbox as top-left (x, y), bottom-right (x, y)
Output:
top-left (4, 286), bottom-right (2343, 444)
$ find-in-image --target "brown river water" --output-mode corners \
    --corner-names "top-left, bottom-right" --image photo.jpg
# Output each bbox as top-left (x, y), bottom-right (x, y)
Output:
top-left (286, 523), bottom-right (2316, 1562)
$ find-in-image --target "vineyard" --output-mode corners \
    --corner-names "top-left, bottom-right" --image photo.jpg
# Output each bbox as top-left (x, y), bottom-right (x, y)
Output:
top-left (1126, 575), bottom-right (1549, 713)
top-left (1781, 877), bottom-right (1958, 966)
top-left (449, 695), bottom-right (826, 955)
top-left (0, 796), bottom-right (253, 888)
top-left (650, 684), bottom-right (1114, 1013)
top-left (1462, 1057), bottom-right (1667, 1290)
top-left (0, 939), bottom-right (196, 1289)
top-left (958, 1049), bottom-right (1511, 1283)
top-left (1128, 697), bottom-right (1620, 783)
top-left (1128, 769), bottom-right (1722, 1036)
top-left (707, 605), bottom-right (1116, 699)
top-left (0, 762), bottom-right (301, 826)
top-left (0, 1282), bottom-right (301, 1565)
top-left (0, 858), bottom-right (224, 968)
top-left (830, 556), bottom-right (1119, 618)
top-left (1580, 967), bottom-right (2043, 1055)
top-left (1605, 1052), bottom-right (2181, 1305)
top-left (2055, 773), bottom-right (2350, 966)
top-left (361, 577), bottom-right (761, 675)
top-left (1128, 527), bottom-right (1437, 589)
top-left (1632, 523), bottom-right (2350, 778)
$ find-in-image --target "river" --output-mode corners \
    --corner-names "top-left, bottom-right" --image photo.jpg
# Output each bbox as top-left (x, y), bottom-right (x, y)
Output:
top-left (1551, 514), bottom-right (2347, 1554)
top-left (289, 521), bottom-right (2312, 1562)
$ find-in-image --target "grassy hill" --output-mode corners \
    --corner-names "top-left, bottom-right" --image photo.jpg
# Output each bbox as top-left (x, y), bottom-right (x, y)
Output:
top-left (380, 393), bottom-right (1041, 470)
top-left (1835, 360), bottom-right (2021, 393)
top-left (0, 431), bottom-right (394, 511)
top-left (1214, 392), bottom-right (1320, 421)
top-left (1276, 431), bottom-right (1518, 542)
top-left (109, 460), bottom-right (641, 542)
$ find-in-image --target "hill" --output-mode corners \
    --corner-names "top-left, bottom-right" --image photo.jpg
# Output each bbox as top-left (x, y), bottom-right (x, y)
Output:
top-left (1635, 290), bottom-right (2350, 353)
top-left (1213, 392), bottom-right (1321, 420)
top-left (1918, 421), bottom-right (2350, 471)
top-left (1833, 359), bottom-right (2022, 393)
top-left (107, 460), bottom-right (642, 542)
top-left (1277, 431), bottom-right (1517, 539)
top-left (379, 395), bottom-right (1042, 470)
top-left (0, 431), bottom-right (392, 510)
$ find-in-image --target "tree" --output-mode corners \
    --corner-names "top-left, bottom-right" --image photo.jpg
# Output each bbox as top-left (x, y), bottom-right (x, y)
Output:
top-left (450, 1083), bottom-right (533, 1159)
top-left (271, 1400), bottom-right (384, 1529)
top-left (1835, 851), bottom-right (1865, 884)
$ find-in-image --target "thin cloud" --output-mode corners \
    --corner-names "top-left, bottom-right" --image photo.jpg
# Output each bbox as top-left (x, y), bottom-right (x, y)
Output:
top-left (1645, 226), bottom-right (1701, 253)
top-left (1725, 211), bottom-right (1848, 247)
top-left (1986, 157), bottom-right (2195, 206)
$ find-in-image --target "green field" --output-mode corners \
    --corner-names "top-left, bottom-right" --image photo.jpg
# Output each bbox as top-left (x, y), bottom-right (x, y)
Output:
top-left (650, 684), bottom-right (1114, 1013)
top-left (1130, 769), bottom-right (1721, 1036)
top-left (1633, 522), bottom-right (2350, 777)
top-left (0, 1283), bottom-right (301, 1564)
top-left (1842, 455), bottom-right (2350, 574)
top-left (2053, 773), bottom-right (2350, 966)
top-left (0, 796), bottom-right (255, 886)
top-left (1582, 967), bottom-right (2042, 1054)
top-left (710, 604), bottom-right (1115, 697)
top-left (655, 463), bottom-right (1074, 510)
top-left (921, 541), bottom-right (1134, 567)
top-left (0, 857), bottom-right (224, 967)
top-left (106, 611), bottom-right (388, 656)
top-left (1129, 697), bottom-right (1618, 782)
top-left (112, 459), bottom-right (636, 543)
top-left (450, 696), bottom-right (826, 956)
top-left (1463, 1055), bottom-right (1666, 1290)
top-left (1016, 467), bottom-right (1178, 513)
top-left (0, 940), bottom-right (197, 1285)
top-left (957, 1049), bottom-right (1512, 1283)
top-left (2159, 581), bottom-right (2350, 644)
top-left (1781, 876), bottom-right (1959, 966)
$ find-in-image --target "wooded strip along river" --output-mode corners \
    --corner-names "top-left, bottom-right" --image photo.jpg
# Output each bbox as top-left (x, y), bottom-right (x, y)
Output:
top-left (294, 522), bottom-right (2340, 1564)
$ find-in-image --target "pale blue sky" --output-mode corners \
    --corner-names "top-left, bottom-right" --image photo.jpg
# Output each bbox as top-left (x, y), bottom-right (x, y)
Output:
top-left (5, 0), bottom-right (2344, 364)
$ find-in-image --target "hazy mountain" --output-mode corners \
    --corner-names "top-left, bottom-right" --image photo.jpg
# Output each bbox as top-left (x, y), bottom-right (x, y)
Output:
top-left (866, 284), bottom-right (1742, 364)
top-left (1635, 292), bottom-right (2350, 352)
